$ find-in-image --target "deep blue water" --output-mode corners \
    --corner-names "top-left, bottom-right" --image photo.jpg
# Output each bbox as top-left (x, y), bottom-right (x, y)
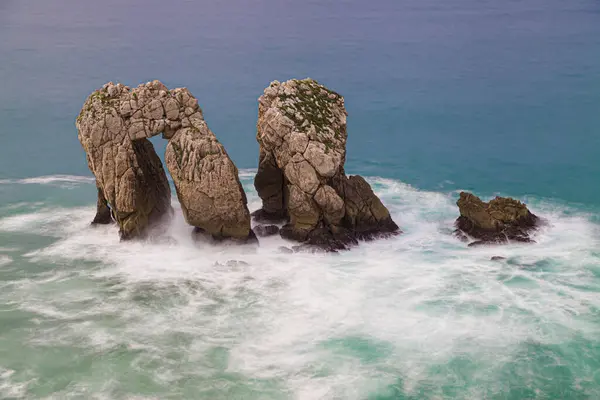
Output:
top-left (1, 1), bottom-right (600, 399)
top-left (1, 0), bottom-right (599, 203)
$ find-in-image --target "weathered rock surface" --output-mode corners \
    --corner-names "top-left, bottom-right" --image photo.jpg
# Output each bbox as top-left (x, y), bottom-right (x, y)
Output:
top-left (253, 78), bottom-right (399, 250)
top-left (77, 80), bottom-right (251, 240)
top-left (165, 118), bottom-right (250, 239)
top-left (455, 192), bottom-right (540, 246)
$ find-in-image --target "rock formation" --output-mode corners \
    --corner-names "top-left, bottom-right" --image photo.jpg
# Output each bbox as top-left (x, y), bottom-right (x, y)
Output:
top-left (254, 224), bottom-right (280, 237)
top-left (77, 80), bottom-right (251, 241)
top-left (455, 192), bottom-right (540, 246)
top-left (253, 79), bottom-right (399, 250)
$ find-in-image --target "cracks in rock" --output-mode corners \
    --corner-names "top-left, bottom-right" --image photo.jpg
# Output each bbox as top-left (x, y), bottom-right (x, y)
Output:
top-left (78, 80), bottom-right (252, 241)
top-left (254, 79), bottom-right (399, 250)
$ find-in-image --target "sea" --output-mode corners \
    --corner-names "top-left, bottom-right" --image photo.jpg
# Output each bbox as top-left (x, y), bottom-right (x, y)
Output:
top-left (1, 0), bottom-right (599, 398)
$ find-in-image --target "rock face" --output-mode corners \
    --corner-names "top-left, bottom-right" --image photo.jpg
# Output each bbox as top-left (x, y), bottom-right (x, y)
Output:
top-left (455, 192), bottom-right (540, 246)
top-left (253, 79), bottom-right (399, 250)
top-left (77, 80), bottom-right (251, 240)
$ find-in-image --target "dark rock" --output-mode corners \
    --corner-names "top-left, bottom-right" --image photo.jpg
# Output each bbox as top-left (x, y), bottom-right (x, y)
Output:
top-left (251, 208), bottom-right (288, 224)
top-left (280, 223), bottom-right (309, 242)
top-left (254, 224), bottom-right (280, 237)
top-left (192, 227), bottom-right (258, 245)
top-left (91, 185), bottom-right (114, 225)
top-left (226, 260), bottom-right (250, 267)
top-left (453, 229), bottom-right (469, 242)
top-left (291, 244), bottom-right (334, 254)
top-left (491, 256), bottom-right (507, 261)
top-left (253, 151), bottom-right (286, 218)
top-left (455, 192), bottom-right (540, 246)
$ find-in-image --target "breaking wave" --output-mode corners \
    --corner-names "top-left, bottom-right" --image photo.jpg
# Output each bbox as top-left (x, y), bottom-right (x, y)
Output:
top-left (0, 175), bottom-right (95, 186)
top-left (0, 173), bottom-right (599, 398)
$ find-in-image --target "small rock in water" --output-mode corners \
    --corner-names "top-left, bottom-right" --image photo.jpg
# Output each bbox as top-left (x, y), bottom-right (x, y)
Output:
top-left (491, 256), bottom-right (507, 261)
top-left (254, 224), bottom-right (280, 237)
top-left (454, 192), bottom-right (541, 246)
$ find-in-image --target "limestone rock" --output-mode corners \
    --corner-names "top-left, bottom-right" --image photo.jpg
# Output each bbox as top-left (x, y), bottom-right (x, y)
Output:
top-left (455, 192), bottom-right (540, 246)
top-left (165, 125), bottom-right (250, 239)
top-left (77, 80), bottom-right (251, 241)
top-left (253, 78), bottom-right (399, 250)
top-left (192, 226), bottom-right (258, 245)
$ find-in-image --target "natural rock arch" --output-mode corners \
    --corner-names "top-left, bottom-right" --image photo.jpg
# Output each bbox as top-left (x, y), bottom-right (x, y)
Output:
top-left (76, 80), bottom-right (251, 241)
top-left (252, 79), bottom-right (399, 250)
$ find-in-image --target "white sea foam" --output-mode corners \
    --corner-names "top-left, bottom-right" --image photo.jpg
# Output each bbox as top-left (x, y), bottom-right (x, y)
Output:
top-left (0, 174), bottom-right (95, 188)
top-left (0, 175), bottom-right (599, 398)
top-left (0, 206), bottom-right (96, 237)
top-left (0, 367), bottom-right (30, 399)
top-left (0, 255), bottom-right (12, 267)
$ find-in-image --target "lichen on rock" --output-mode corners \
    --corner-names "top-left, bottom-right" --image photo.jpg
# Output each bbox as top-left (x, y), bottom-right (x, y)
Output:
top-left (454, 191), bottom-right (541, 246)
top-left (253, 78), bottom-right (399, 250)
top-left (77, 80), bottom-right (251, 241)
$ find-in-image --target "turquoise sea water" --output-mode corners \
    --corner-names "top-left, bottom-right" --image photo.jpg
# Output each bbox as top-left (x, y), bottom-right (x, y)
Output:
top-left (1, 0), bottom-right (600, 398)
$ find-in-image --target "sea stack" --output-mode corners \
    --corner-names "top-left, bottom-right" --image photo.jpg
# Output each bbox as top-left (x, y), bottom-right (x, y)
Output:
top-left (76, 80), bottom-right (252, 241)
top-left (455, 192), bottom-right (540, 246)
top-left (252, 78), bottom-right (399, 250)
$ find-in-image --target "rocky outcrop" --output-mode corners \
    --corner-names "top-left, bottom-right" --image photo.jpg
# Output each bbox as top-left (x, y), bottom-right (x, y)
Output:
top-left (77, 80), bottom-right (251, 241)
top-left (253, 79), bottom-right (399, 250)
top-left (455, 192), bottom-right (540, 246)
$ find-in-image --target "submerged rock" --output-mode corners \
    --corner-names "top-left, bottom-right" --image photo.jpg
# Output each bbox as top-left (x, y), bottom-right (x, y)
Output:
top-left (254, 224), bottom-right (280, 237)
top-left (253, 79), bottom-right (399, 250)
top-left (455, 192), bottom-right (540, 246)
top-left (192, 227), bottom-right (258, 245)
top-left (77, 80), bottom-right (251, 241)
top-left (278, 246), bottom-right (294, 254)
top-left (91, 185), bottom-right (114, 225)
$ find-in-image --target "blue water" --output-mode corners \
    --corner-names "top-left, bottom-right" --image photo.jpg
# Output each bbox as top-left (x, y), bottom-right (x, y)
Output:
top-left (1, 0), bottom-right (600, 398)
top-left (2, 0), bottom-right (600, 203)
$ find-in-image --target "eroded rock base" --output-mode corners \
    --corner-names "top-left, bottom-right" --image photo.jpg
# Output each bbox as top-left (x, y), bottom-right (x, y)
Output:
top-left (77, 80), bottom-right (251, 241)
top-left (192, 227), bottom-right (258, 246)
